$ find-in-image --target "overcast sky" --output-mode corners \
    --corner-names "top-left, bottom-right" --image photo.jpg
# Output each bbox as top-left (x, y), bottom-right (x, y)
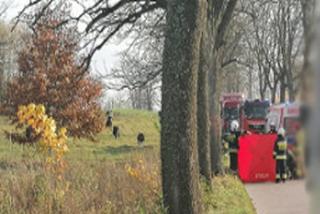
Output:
top-left (2, 0), bottom-right (134, 108)
top-left (4, 0), bottom-right (126, 73)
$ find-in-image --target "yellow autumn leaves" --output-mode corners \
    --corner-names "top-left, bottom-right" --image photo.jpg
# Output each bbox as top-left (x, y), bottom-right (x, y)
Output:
top-left (17, 103), bottom-right (68, 168)
top-left (125, 159), bottom-right (159, 194)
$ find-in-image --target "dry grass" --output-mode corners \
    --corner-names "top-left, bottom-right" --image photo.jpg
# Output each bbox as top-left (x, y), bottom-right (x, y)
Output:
top-left (0, 109), bottom-right (255, 214)
top-left (0, 151), bottom-right (163, 214)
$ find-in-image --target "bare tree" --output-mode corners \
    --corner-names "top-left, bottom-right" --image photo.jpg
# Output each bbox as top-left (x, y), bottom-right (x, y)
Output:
top-left (15, 0), bottom-right (166, 70)
top-left (0, 22), bottom-right (24, 102)
top-left (240, 0), bottom-right (303, 103)
top-left (0, 1), bottom-right (10, 18)
top-left (109, 31), bottom-right (163, 111)
top-left (204, 0), bottom-right (239, 175)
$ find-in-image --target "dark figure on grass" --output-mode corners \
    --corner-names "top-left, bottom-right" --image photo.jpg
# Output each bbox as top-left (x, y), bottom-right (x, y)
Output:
top-left (137, 133), bottom-right (145, 146)
top-left (106, 110), bottom-right (113, 127)
top-left (113, 126), bottom-right (120, 139)
top-left (273, 128), bottom-right (288, 183)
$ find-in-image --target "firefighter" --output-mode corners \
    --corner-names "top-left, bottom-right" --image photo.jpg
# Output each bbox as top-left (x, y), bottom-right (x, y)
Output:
top-left (269, 122), bottom-right (277, 134)
top-left (273, 128), bottom-right (288, 183)
top-left (224, 120), bottom-right (240, 173)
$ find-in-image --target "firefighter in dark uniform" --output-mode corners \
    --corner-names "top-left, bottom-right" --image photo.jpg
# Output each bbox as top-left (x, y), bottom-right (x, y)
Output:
top-left (268, 122), bottom-right (277, 134)
top-left (224, 120), bottom-right (240, 173)
top-left (273, 128), bottom-right (288, 183)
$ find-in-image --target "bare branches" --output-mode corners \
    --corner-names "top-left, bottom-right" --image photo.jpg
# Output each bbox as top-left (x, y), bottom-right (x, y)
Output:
top-left (0, 1), bottom-right (9, 18)
top-left (13, 0), bottom-right (166, 71)
top-left (239, 0), bottom-right (303, 102)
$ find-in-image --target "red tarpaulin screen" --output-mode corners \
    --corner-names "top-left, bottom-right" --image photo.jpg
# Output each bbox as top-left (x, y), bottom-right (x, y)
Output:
top-left (238, 134), bottom-right (277, 183)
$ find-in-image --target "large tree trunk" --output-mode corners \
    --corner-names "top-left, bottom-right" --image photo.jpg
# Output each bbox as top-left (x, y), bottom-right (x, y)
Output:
top-left (160, 0), bottom-right (206, 212)
top-left (300, 0), bottom-right (315, 102)
top-left (197, 27), bottom-right (211, 181)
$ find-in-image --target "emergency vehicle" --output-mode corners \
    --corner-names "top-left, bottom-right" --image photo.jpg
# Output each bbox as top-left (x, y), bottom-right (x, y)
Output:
top-left (242, 99), bottom-right (270, 133)
top-left (266, 103), bottom-right (300, 139)
top-left (220, 93), bottom-right (244, 136)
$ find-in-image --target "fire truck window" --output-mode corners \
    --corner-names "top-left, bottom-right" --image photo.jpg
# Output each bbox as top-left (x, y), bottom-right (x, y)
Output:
top-left (223, 107), bottom-right (239, 120)
top-left (245, 105), bottom-right (268, 119)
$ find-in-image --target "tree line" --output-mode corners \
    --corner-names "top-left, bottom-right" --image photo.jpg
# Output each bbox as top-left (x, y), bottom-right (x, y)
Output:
top-left (0, 0), bottom-right (315, 212)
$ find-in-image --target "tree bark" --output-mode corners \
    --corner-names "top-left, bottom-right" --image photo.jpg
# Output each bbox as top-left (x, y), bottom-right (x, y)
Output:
top-left (160, 0), bottom-right (206, 212)
top-left (248, 69), bottom-right (253, 99)
top-left (208, 0), bottom-right (238, 175)
top-left (197, 28), bottom-right (211, 181)
top-left (300, 0), bottom-right (315, 102)
top-left (280, 73), bottom-right (286, 102)
top-left (209, 57), bottom-right (223, 175)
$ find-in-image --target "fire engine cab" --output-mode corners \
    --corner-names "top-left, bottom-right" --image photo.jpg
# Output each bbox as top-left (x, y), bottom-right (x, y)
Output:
top-left (242, 99), bottom-right (270, 133)
top-left (266, 103), bottom-right (300, 138)
top-left (220, 93), bottom-right (244, 135)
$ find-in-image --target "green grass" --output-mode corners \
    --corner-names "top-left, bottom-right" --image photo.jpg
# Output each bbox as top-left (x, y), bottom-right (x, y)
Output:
top-left (0, 109), bottom-right (160, 162)
top-left (204, 176), bottom-right (256, 214)
top-left (0, 109), bottom-right (255, 213)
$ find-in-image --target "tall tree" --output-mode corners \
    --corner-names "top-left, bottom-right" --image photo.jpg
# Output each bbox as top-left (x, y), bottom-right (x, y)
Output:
top-left (17, 0), bottom-right (239, 177)
top-left (197, 32), bottom-right (211, 180)
top-left (161, 0), bottom-right (206, 212)
top-left (300, 0), bottom-right (315, 102)
top-left (5, 9), bottom-right (104, 138)
top-left (206, 0), bottom-right (238, 174)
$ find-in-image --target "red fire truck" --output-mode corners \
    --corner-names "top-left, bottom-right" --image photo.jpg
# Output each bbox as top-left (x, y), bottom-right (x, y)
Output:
top-left (242, 99), bottom-right (271, 133)
top-left (220, 93), bottom-right (244, 135)
top-left (266, 103), bottom-right (300, 147)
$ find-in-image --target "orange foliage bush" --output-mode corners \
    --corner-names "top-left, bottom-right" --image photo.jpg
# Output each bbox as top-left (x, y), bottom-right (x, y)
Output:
top-left (3, 11), bottom-right (104, 138)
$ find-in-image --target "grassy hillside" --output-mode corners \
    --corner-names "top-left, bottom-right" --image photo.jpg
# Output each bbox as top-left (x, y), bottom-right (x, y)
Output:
top-left (66, 109), bottom-right (161, 161)
top-left (0, 109), bottom-right (255, 213)
top-left (0, 109), bottom-right (160, 162)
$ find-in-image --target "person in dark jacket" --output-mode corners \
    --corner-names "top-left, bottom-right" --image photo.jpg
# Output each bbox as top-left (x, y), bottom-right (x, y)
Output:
top-left (273, 128), bottom-right (288, 183)
top-left (224, 120), bottom-right (241, 173)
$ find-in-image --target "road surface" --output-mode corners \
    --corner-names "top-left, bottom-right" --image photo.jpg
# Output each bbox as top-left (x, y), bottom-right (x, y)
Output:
top-left (245, 180), bottom-right (310, 214)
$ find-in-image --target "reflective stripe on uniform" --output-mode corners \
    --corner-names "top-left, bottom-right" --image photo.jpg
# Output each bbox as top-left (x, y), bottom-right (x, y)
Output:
top-left (276, 174), bottom-right (281, 179)
top-left (225, 135), bottom-right (236, 142)
top-left (283, 174), bottom-right (287, 179)
top-left (276, 155), bottom-right (287, 160)
top-left (278, 141), bottom-right (287, 151)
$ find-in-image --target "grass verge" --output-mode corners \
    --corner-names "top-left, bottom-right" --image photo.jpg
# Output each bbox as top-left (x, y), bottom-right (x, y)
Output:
top-left (0, 109), bottom-right (255, 213)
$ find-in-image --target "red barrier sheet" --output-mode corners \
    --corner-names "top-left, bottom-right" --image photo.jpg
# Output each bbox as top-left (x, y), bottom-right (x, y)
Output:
top-left (238, 134), bottom-right (277, 183)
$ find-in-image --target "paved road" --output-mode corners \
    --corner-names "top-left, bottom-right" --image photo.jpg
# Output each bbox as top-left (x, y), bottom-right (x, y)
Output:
top-left (245, 180), bottom-right (310, 214)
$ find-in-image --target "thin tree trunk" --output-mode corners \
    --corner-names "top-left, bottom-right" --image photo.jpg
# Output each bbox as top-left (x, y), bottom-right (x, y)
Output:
top-left (248, 69), bottom-right (253, 99)
top-left (280, 73), bottom-right (286, 102)
top-left (160, 0), bottom-right (206, 212)
top-left (271, 86), bottom-right (277, 104)
top-left (209, 55), bottom-right (223, 175)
